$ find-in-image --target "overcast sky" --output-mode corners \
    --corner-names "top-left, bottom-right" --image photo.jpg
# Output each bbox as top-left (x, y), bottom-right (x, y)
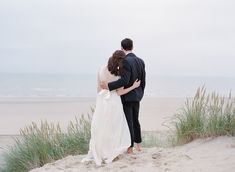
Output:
top-left (0, 0), bottom-right (235, 76)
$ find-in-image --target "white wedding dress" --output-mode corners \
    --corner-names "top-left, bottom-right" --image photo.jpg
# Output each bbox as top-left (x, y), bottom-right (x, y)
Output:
top-left (81, 66), bottom-right (131, 166)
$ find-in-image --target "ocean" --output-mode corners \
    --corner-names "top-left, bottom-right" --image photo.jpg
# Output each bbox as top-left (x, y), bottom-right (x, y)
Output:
top-left (0, 73), bottom-right (235, 98)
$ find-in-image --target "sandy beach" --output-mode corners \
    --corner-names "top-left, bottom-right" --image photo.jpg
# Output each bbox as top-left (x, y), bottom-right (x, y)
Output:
top-left (1, 0), bottom-right (235, 171)
top-left (29, 136), bottom-right (235, 172)
top-left (0, 97), bottom-right (185, 135)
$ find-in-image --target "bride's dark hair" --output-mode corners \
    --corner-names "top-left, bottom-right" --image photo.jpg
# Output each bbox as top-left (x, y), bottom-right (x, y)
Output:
top-left (108, 50), bottom-right (125, 76)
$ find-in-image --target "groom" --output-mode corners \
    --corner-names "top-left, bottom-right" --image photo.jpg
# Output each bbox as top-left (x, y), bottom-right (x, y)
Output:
top-left (101, 38), bottom-right (146, 153)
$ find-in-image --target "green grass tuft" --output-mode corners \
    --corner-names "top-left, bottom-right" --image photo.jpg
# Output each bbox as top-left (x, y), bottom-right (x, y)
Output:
top-left (173, 87), bottom-right (235, 144)
top-left (2, 112), bottom-right (92, 172)
top-left (2, 88), bottom-right (235, 171)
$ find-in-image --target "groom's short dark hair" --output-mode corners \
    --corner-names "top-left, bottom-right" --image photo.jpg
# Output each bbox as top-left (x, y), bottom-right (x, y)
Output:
top-left (121, 38), bottom-right (133, 51)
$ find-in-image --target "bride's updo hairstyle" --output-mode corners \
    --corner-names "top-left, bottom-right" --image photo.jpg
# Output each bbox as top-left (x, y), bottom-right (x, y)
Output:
top-left (108, 50), bottom-right (125, 76)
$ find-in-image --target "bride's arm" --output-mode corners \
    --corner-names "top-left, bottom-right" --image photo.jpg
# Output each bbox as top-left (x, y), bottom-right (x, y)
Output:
top-left (116, 80), bottom-right (141, 96)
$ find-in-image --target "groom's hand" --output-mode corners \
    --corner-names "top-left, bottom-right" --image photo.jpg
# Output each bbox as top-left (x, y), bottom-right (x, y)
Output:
top-left (100, 81), bottom-right (108, 90)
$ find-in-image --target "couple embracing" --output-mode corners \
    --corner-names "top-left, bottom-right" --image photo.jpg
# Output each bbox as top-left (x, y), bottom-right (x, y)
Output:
top-left (82, 38), bottom-right (146, 166)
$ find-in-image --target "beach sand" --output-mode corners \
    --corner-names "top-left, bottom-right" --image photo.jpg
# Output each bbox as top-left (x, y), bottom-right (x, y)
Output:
top-left (29, 136), bottom-right (235, 172)
top-left (0, 97), bottom-right (185, 135)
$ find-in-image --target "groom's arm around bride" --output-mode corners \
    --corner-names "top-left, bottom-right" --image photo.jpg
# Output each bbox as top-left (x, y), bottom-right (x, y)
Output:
top-left (101, 39), bottom-right (146, 102)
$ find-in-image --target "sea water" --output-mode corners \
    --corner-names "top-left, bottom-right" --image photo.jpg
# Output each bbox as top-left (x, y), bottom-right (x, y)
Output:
top-left (0, 73), bottom-right (234, 98)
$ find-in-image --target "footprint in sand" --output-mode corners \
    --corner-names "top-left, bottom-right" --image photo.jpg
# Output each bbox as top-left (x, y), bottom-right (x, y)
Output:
top-left (152, 152), bottom-right (162, 167)
top-left (152, 153), bottom-right (161, 160)
top-left (120, 165), bottom-right (128, 169)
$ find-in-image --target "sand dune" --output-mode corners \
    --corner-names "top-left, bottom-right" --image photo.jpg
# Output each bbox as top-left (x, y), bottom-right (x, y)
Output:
top-left (30, 136), bottom-right (235, 172)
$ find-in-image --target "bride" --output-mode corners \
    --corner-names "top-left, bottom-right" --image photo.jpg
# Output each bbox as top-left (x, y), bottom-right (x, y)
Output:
top-left (82, 50), bottom-right (140, 166)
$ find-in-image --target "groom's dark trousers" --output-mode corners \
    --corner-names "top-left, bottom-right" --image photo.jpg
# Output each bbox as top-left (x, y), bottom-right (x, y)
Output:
top-left (123, 101), bottom-right (141, 146)
top-left (108, 53), bottom-right (146, 147)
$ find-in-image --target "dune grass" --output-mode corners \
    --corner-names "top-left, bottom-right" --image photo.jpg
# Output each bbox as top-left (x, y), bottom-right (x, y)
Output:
top-left (142, 131), bottom-right (173, 148)
top-left (173, 87), bottom-right (235, 144)
top-left (1, 113), bottom-right (91, 172)
top-left (1, 87), bottom-right (235, 171)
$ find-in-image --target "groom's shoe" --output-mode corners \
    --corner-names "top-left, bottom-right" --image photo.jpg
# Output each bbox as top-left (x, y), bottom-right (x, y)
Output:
top-left (127, 147), bottom-right (134, 154)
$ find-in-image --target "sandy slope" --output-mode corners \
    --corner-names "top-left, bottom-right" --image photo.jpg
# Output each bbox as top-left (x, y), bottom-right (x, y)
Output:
top-left (30, 136), bottom-right (235, 172)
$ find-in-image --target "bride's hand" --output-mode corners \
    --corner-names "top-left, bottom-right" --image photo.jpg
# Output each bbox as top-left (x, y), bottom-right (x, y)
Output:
top-left (133, 79), bottom-right (141, 88)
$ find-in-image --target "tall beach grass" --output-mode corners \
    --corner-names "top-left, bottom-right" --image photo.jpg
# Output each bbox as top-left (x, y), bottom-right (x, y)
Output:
top-left (1, 87), bottom-right (235, 171)
top-left (173, 87), bottom-right (235, 144)
top-left (1, 113), bottom-right (92, 172)
top-left (1, 107), bottom-right (162, 172)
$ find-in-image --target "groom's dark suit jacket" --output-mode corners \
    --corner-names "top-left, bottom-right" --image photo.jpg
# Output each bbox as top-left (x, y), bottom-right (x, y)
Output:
top-left (108, 53), bottom-right (146, 102)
